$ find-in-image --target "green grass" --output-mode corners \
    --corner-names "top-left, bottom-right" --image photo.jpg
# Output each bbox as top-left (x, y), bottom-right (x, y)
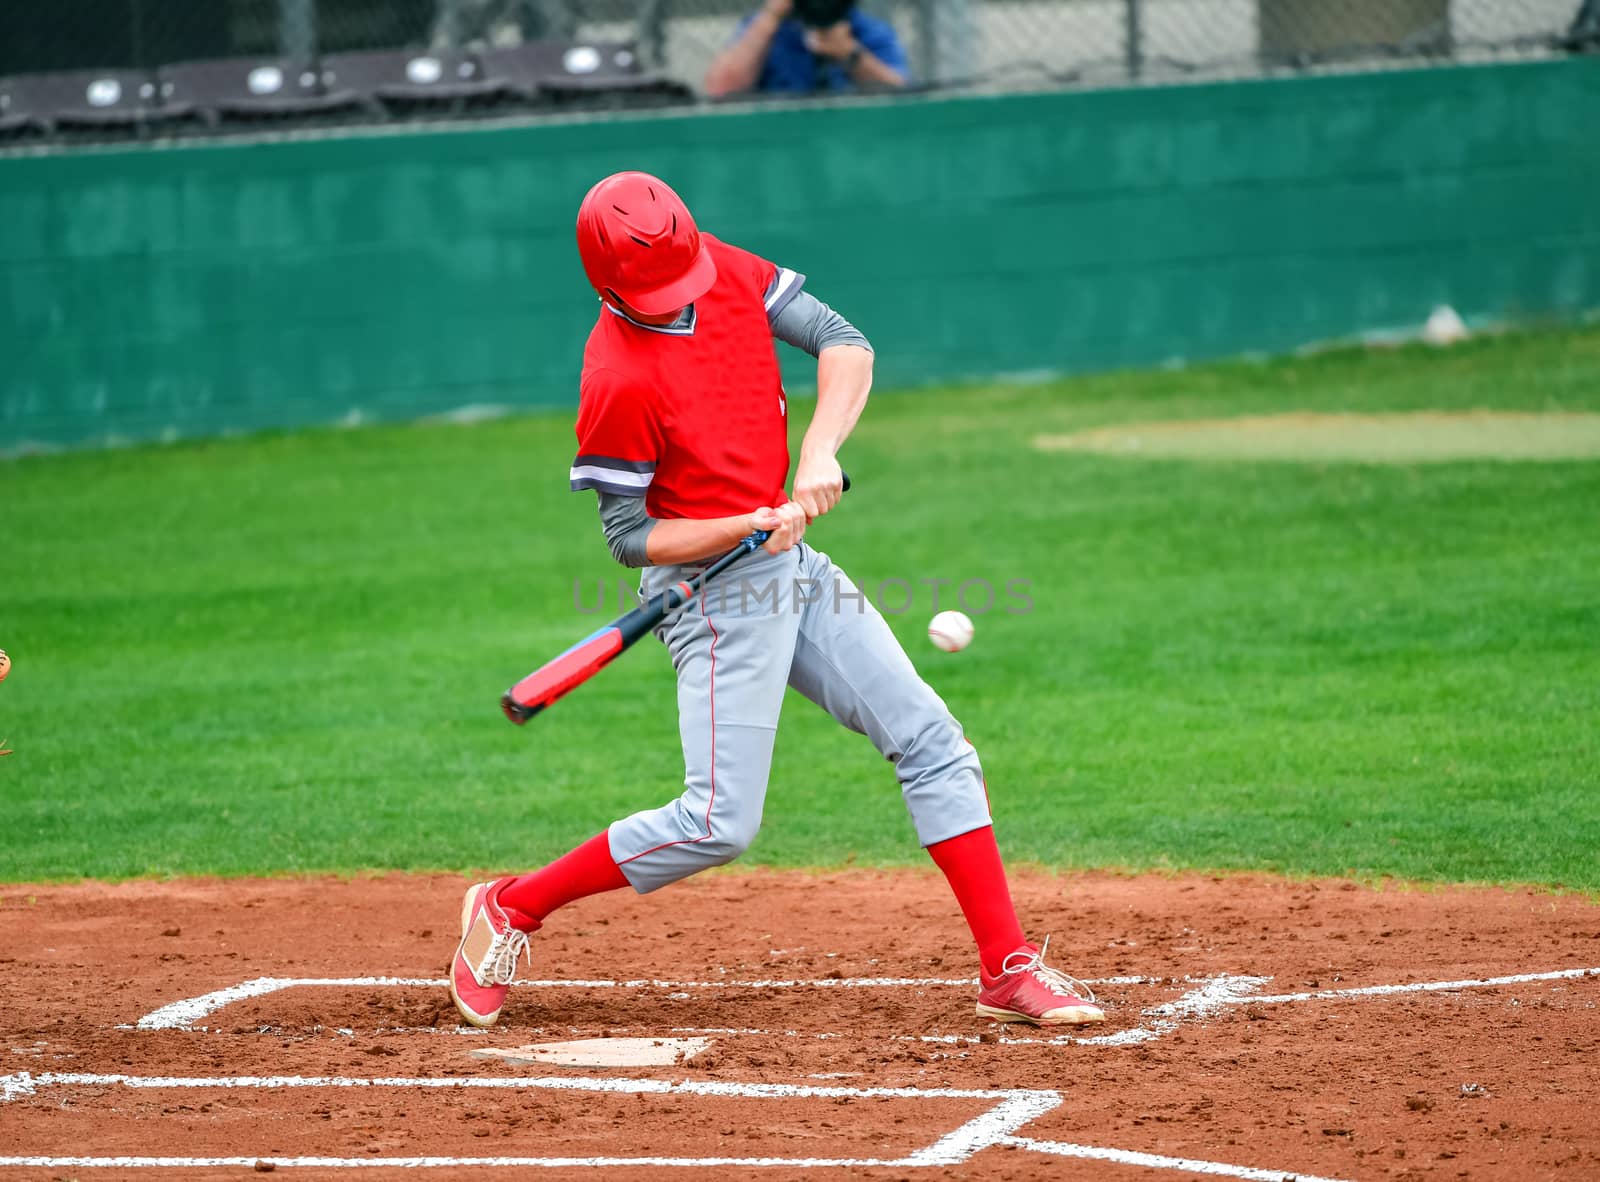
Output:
top-left (3, 325), bottom-right (1598, 887)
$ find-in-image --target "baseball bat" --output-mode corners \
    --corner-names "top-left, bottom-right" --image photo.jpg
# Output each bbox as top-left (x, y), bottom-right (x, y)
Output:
top-left (501, 473), bottom-right (849, 725)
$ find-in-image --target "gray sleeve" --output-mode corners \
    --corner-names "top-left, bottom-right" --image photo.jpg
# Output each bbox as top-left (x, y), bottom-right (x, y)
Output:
top-left (597, 490), bottom-right (657, 568)
top-left (769, 289), bottom-right (873, 357)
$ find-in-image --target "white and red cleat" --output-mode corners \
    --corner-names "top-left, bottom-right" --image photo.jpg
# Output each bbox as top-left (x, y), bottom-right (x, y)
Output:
top-left (976, 936), bottom-right (1105, 1026)
top-left (448, 878), bottom-right (538, 1028)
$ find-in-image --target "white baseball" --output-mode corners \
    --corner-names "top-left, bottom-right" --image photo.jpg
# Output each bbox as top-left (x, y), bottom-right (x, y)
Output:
top-left (928, 610), bottom-right (974, 653)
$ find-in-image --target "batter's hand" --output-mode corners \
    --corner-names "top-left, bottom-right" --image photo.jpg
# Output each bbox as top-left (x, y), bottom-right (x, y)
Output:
top-left (751, 502), bottom-right (808, 555)
top-left (791, 452), bottom-right (845, 522)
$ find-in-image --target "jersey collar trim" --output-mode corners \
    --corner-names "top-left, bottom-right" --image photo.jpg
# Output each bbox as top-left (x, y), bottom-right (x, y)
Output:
top-left (604, 301), bottom-right (697, 336)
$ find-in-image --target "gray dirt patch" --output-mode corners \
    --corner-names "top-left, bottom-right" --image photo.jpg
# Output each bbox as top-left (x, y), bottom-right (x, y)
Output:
top-left (1033, 411), bottom-right (1600, 463)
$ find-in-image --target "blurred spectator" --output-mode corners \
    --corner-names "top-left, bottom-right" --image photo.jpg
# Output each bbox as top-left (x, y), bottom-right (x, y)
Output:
top-left (431, 0), bottom-right (577, 50)
top-left (704, 0), bottom-right (909, 97)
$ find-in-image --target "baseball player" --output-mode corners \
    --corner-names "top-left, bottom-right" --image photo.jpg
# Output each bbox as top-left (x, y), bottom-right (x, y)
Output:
top-left (448, 171), bottom-right (1103, 1030)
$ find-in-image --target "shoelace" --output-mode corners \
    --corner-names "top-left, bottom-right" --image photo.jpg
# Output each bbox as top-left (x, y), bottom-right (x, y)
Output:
top-left (999, 934), bottom-right (1097, 1003)
top-left (482, 925), bottom-right (532, 986)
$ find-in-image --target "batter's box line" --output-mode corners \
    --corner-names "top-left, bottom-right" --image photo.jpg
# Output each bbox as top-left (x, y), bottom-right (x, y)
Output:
top-left (0, 1072), bottom-right (1356, 1181)
top-left (126, 965), bottom-right (1600, 1050)
top-left (657, 974), bottom-right (1270, 1048)
top-left (126, 973), bottom-right (1158, 1032)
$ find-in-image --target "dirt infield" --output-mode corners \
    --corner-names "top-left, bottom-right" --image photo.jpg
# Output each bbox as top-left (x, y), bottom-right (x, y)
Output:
top-left (2, 869), bottom-right (1597, 1180)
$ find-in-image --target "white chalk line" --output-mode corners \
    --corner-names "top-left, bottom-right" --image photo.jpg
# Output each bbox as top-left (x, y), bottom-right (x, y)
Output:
top-left (903, 1091), bottom-right (1061, 1166)
top-left (0, 1072), bottom-right (1043, 1102)
top-left (132, 974), bottom-right (1155, 1031)
top-left (0, 1074), bottom-right (1352, 1179)
top-left (0, 1157), bottom-right (926, 1170)
top-left (652, 975), bottom-right (1269, 1048)
top-left (177, 973), bottom-right (1258, 1048)
top-left (0, 1153), bottom-right (1353, 1178)
top-left (131, 964), bottom-right (1599, 1045)
top-left (19, 967), bottom-right (1590, 1179)
top-left (1227, 965), bottom-right (1599, 1006)
top-left (2, 1071), bottom-right (1062, 1170)
top-left (1000, 1136), bottom-right (1355, 1182)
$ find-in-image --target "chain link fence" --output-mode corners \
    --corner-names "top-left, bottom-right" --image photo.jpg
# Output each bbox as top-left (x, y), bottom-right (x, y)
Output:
top-left (2, 0), bottom-right (1595, 110)
top-left (631, 0), bottom-right (1595, 92)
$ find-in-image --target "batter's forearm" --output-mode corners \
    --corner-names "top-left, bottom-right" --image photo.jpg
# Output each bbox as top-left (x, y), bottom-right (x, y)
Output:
top-left (645, 514), bottom-right (761, 565)
top-left (802, 344), bottom-right (873, 459)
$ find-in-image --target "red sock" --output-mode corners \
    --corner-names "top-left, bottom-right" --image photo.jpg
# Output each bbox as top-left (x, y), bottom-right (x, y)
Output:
top-left (497, 831), bottom-right (630, 924)
top-left (926, 825), bottom-right (1027, 978)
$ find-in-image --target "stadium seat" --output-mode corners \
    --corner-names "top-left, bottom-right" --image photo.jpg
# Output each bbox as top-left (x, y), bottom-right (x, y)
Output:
top-left (320, 49), bottom-right (515, 110)
top-left (0, 70), bottom-right (193, 134)
top-left (157, 59), bottom-right (366, 122)
top-left (0, 83), bottom-right (38, 136)
top-left (480, 41), bottom-right (691, 104)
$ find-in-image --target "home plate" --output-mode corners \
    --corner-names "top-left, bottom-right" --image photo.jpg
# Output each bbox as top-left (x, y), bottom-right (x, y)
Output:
top-left (471, 1037), bottom-right (713, 1068)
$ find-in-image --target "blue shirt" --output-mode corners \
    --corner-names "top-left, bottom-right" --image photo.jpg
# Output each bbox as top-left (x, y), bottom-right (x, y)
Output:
top-left (740, 11), bottom-right (909, 92)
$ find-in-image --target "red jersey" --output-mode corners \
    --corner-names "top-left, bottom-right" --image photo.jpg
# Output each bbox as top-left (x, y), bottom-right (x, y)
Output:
top-left (569, 235), bottom-right (798, 520)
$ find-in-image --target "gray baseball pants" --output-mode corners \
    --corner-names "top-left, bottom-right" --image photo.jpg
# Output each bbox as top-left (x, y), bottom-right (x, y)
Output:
top-left (607, 541), bottom-right (993, 893)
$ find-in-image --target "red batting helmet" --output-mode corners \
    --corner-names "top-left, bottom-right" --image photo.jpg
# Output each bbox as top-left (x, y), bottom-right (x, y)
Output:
top-left (576, 172), bottom-right (717, 316)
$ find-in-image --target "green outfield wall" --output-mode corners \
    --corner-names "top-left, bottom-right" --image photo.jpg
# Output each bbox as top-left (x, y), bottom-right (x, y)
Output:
top-left (3, 59), bottom-right (1598, 451)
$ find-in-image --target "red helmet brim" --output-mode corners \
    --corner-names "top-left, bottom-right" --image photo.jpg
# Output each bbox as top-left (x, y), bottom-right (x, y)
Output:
top-left (612, 245), bottom-right (718, 316)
